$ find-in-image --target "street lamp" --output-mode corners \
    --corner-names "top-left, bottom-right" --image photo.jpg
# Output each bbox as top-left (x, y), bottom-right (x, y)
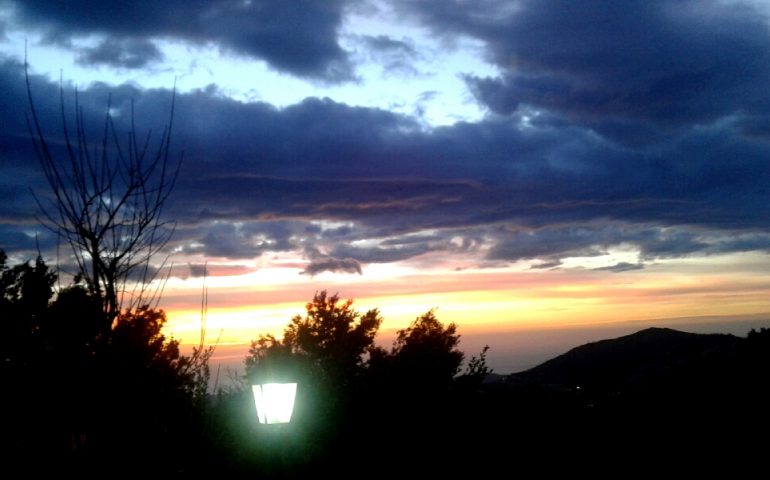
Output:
top-left (252, 382), bottom-right (298, 424)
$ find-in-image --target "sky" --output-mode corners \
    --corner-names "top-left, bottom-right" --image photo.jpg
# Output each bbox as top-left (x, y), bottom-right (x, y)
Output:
top-left (2, 0), bottom-right (770, 374)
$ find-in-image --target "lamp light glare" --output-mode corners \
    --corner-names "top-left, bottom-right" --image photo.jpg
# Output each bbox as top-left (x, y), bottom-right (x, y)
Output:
top-left (252, 382), bottom-right (298, 424)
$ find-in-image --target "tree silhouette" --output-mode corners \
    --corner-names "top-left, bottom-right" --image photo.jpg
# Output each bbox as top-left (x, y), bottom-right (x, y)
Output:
top-left (389, 309), bottom-right (465, 390)
top-left (237, 292), bottom-right (384, 471)
top-left (1, 250), bottom-right (212, 471)
top-left (0, 250), bottom-right (56, 371)
top-left (455, 344), bottom-right (492, 391)
top-left (16, 64), bottom-right (225, 470)
top-left (25, 62), bottom-right (181, 328)
top-left (246, 291), bottom-right (382, 386)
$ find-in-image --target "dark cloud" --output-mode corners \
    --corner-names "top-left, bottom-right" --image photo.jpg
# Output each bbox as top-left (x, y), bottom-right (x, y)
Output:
top-left (330, 242), bottom-right (432, 264)
top-left (637, 229), bottom-right (708, 259)
top-left (175, 220), bottom-right (306, 259)
top-left (530, 261), bottom-right (562, 270)
top-left (183, 262), bottom-right (255, 279)
top-left (0, 58), bottom-right (68, 256)
top-left (10, 0), bottom-right (353, 81)
top-left (0, 228), bottom-right (53, 255)
top-left (737, 114), bottom-right (770, 140)
top-left (708, 233), bottom-right (770, 255)
top-left (360, 35), bottom-right (418, 57)
top-left (137, 262), bottom-right (257, 280)
top-left (406, 0), bottom-right (770, 144)
top-left (76, 38), bottom-right (164, 69)
top-left (3, 47), bottom-right (770, 269)
top-left (125, 264), bottom-right (163, 283)
top-left (188, 263), bottom-right (209, 278)
top-left (356, 34), bottom-right (422, 76)
top-left (302, 247), bottom-right (361, 276)
top-left (594, 262), bottom-right (644, 273)
top-left (487, 226), bottom-right (612, 262)
top-left (485, 224), bottom-right (770, 266)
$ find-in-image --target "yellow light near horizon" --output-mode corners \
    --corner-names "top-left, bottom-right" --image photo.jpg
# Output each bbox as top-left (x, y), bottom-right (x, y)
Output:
top-left (159, 251), bottom-right (770, 358)
top-left (252, 383), bottom-right (298, 424)
top-left (163, 304), bottom-right (299, 345)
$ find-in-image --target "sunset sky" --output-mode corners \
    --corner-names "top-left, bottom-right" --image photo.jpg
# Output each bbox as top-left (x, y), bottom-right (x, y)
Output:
top-left (2, 0), bottom-right (770, 373)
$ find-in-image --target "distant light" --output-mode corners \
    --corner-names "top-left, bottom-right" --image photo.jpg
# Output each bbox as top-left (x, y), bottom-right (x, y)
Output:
top-left (252, 383), bottom-right (297, 424)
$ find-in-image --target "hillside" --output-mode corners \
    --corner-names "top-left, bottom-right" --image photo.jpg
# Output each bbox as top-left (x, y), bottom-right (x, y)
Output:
top-left (513, 327), bottom-right (736, 389)
top-left (499, 327), bottom-right (770, 414)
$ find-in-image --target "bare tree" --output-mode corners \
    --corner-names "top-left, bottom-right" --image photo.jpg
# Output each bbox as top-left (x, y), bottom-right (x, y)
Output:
top-left (25, 61), bottom-right (182, 331)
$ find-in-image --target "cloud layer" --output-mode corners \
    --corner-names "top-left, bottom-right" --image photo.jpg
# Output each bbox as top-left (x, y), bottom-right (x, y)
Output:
top-left (3, 0), bottom-right (770, 275)
top-left (9, 0), bottom-right (353, 81)
top-left (406, 0), bottom-right (770, 142)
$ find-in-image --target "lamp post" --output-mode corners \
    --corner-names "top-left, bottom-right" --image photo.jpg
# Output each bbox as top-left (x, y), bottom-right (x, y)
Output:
top-left (252, 382), bottom-right (298, 425)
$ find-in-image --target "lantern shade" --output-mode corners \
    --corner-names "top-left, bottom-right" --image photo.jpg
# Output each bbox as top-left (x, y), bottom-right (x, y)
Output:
top-left (252, 382), bottom-right (298, 424)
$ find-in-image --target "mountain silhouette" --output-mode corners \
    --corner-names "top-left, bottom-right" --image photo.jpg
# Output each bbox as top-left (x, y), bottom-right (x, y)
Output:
top-left (510, 327), bottom-right (740, 397)
top-left (480, 326), bottom-right (770, 470)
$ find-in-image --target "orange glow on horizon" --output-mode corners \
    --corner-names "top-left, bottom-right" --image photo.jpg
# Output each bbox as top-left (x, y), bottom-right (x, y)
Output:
top-left (163, 251), bottom-right (770, 368)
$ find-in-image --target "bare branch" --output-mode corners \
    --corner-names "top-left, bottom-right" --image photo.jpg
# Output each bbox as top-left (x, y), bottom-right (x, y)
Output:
top-left (26, 63), bottom-right (182, 329)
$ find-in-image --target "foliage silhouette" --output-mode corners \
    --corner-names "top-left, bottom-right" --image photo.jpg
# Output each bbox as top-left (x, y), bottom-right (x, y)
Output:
top-left (390, 308), bottom-right (464, 389)
top-left (456, 344), bottom-right (492, 389)
top-left (0, 251), bottom-right (211, 473)
top-left (233, 293), bottom-right (494, 475)
top-left (1, 251), bottom-right (56, 372)
top-left (239, 291), bottom-right (384, 470)
top-left (7, 247), bottom-right (767, 475)
top-left (11, 72), bottom-right (216, 472)
top-left (246, 291), bottom-right (382, 386)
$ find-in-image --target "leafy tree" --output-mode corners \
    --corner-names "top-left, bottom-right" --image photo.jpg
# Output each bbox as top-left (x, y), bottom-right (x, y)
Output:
top-left (367, 309), bottom-right (490, 395)
top-left (0, 250), bottom-right (56, 370)
top-left (456, 345), bottom-right (492, 390)
top-left (246, 291), bottom-right (382, 385)
top-left (44, 284), bottom-right (103, 358)
top-left (236, 294), bottom-right (498, 474)
top-left (0, 251), bottom-right (212, 471)
top-left (245, 333), bottom-right (296, 383)
top-left (390, 309), bottom-right (465, 389)
top-left (0, 250), bottom-right (56, 315)
top-left (239, 292), bottom-right (383, 469)
top-left (111, 305), bottom-right (212, 401)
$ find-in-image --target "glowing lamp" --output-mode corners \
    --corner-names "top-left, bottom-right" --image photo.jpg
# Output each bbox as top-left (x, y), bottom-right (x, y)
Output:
top-left (252, 382), bottom-right (298, 424)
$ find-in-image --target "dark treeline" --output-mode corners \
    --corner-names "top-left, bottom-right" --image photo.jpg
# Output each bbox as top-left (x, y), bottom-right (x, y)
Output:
top-left (206, 291), bottom-right (492, 476)
top-left (0, 252), bottom-right (493, 475)
top-left (0, 251), bottom-right (210, 473)
top-left (3, 251), bottom-right (769, 476)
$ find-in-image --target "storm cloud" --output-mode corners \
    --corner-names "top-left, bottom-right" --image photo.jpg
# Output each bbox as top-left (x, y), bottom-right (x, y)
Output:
top-left (302, 246), bottom-right (362, 276)
top-left (406, 0), bottom-right (770, 143)
top-left (76, 38), bottom-right (164, 69)
top-left (6, 0), bottom-right (354, 81)
top-left (3, 1), bottom-right (770, 274)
